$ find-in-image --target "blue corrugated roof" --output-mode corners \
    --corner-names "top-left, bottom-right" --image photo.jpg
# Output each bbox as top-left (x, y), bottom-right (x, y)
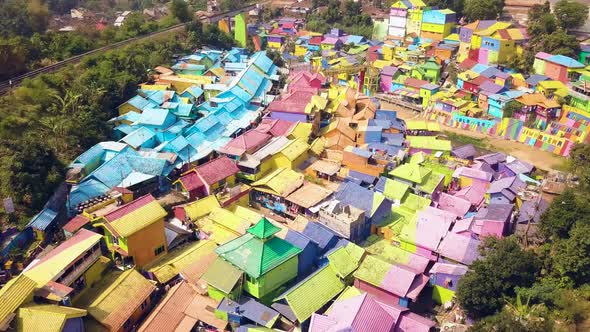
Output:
top-left (302, 222), bottom-right (338, 253)
top-left (284, 230), bottom-right (314, 250)
top-left (471, 64), bottom-right (490, 74)
top-left (138, 108), bottom-right (175, 126)
top-left (217, 296), bottom-right (279, 327)
top-left (547, 54), bottom-right (584, 68)
top-left (351, 147), bottom-right (372, 158)
top-left (120, 127), bottom-right (156, 149)
top-left (335, 182), bottom-right (377, 217)
top-left (525, 74), bottom-right (549, 86)
top-left (347, 170), bottom-right (376, 185)
top-left (252, 51), bottom-right (274, 74)
top-left (27, 208), bottom-right (58, 231)
top-left (126, 95), bottom-right (158, 111)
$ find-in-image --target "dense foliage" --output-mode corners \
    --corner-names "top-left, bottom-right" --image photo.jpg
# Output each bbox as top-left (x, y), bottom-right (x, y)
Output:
top-left (306, 0), bottom-right (374, 38)
top-left (0, 34), bottom-right (190, 226)
top-left (463, 0), bottom-right (504, 21)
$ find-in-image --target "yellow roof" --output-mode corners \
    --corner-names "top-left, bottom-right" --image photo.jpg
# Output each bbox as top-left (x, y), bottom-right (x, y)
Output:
top-left (279, 138), bottom-right (310, 161)
top-left (475, 21), bottom-right (512, 36)
top-left (208, 208), bottom-right (251, 234)
top-left (17, 305), bottom-right (86, 332)
top-left (288, 122), bottom-right (313, 140)
top-left (405, 120), bottom-right (440, 131)
top-left (310, 95), bottom-right (328, 110)
top-left (0, 275), bottom-right (36, 328)
top-left (198, 218), bottom-right (240, 245)
top-left (310, 137), bottom-right (326, 156)
top-left (23, 229), bottom-right (102, 287)
top-left (231, 206), bottom-right (263, 224)
top-left (109, 200), bottom-right (167, 237)
top-left (457, 70), bottom-right (479, 81)
top-left (183, 195), bottom-right (220, 221)
top-left (252, 168), bottom-right (304, 197)
top-left (445, 33), bottom-right (460, 41)
top-left (147, 240), bottom-right (217, 283)
top-left (80, 269), bottom-right (155, 331)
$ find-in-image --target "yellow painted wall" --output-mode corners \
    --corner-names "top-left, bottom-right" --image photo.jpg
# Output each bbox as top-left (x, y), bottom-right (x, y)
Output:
top-left (118, 103), bottom-right (140, 116)
top-left (471, 35), bottom-right (482, 49)
top-left (459, 176), bottom-right (473, 188)
top-left (295, 45), bottom-right (307, 57)
top-left (267, 41), bottom-right (282, 49)
top-left (421, 22), bottom-right (453, 35)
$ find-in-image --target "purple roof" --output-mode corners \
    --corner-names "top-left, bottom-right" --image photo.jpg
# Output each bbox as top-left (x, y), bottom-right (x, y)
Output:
top-left (475, 203), bottom-right (514, 222)
top-left (487, 176), bottom-right (525, 194)
top-left (414, 207), bottom-right (455, 251)
top-left (479, 81), bottom-right (504, 94)
top-left (438, 232), bottom-right (481, 265)
top-left (382, 66), bottom-right (400, 76)
top-left (478, 20), bottom-right (497, 30)
top-left (475, 152), bottom-right (506, 165)
top-left (322, 37), bottom-right (340, 44)
top-left (505, 160), bottom-right (534, 174)
top-left (454, 184), bottom-right (486, 207)
top-left (452, 144), bottom-right (477, 159)
top-left (453, 166), bottom-right (493, 182)
top-left (516, 198), bottom-right (549, 223)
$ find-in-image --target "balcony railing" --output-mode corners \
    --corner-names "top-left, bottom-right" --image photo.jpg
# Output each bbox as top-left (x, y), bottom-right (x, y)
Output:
top-left (56, 249), bottom-right (101, 287)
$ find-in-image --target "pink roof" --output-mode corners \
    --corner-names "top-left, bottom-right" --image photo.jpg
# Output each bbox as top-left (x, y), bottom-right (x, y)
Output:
top-left (437, 193), bottom-right (471, 217)
top-left (453, 166), bottom-right (493, 182)
top-left (255, 118), bottom-right (295, 137)
top-left (400, 251), bottom-right (430, 274)
top-left (437, 232), bottom-right (481, 265)
top-left (395, 312), bottom-right (436, 332)
top-left (331, 293), bottom-right (398, 332)
top-left (178, 171), bottom-right (205, 191)
top-left (31, 229), bottom-right (100, 266)
top-left (376, 300), bottom-right (407, 323)
top-left (429, 262), bottom-right (469, 276)
top-left (104, 194), bottom-right (155, 222)
top-left (381, 265), bottom-right (419, 298)
top-left (535, 52), bottom-right (552, 60)
top-left (63, 214), bottom-right (90, 233)
top-left (405, 77), bottom-right (430, 89)
top-left (218, 130), bottom-right (271, 156)
top-left (309, 314), bottom-right (337, 332)
top-left (196, 156), bottom-right (239, 185)
top-left (454, 184), bottom-right (486, 207)
top-left (322, 37), bottom-right (340, 44)
top-left (414, 207), bottom-right (455, 251)
top-left (405, 274), bottom-right (430, 301)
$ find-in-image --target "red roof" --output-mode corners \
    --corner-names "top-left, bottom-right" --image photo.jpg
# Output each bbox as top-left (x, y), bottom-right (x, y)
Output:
top-left (104, 194), bottom-right (155, 222)
top-left (196, 156), bottom-right (239, 186)
top-left (178, 171), bottom-right (205, 191)
top-left (218, 130), bottom-right (271, 156)
top-left (404, 77), bottom-right (429, 89)
top-left (459, 58), bottom-right (477, 70)
top-left (309, 36), bottom-right (322, 45)
top-left (282, 90), bottom-right (316, 103)
top-left (281, 22), bottom-right (295, 29)
top-left (255, 118), bottom-right (295, 137)
top-left (469, 75), bottom-right (491, 86)
top-left (63, 214), bottom-right (91, 233)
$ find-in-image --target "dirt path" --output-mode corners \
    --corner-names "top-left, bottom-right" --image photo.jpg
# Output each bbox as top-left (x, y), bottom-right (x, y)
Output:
top-left (381, 102), bottom-right (567, 172)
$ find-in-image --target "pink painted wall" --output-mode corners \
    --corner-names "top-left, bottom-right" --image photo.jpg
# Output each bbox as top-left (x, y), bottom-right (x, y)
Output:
top-left (354, 279), bottom-right (401, 305)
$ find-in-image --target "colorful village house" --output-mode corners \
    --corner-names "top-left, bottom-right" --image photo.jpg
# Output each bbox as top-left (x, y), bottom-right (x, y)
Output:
top-left (137, 280), bottom-right (227, 332)
top-left (173, 156), bottom-right (240, 201)
top-left (267, 34), bottom-right (285, 49)
top-left (75, 269), bottom-right (156, 332)
top-left (215, 295), bottom-right (280, 329)
top-left (473, 203), bottom-right (515, 238)
top-left (568, 76), bottom-right (590, 111)
top-left (421, 9), bottom-right (456, 41)
top-left (467, 21), bottom-right (511, 64)
top-left (284, 230), bottom-right (319, 276)
top-left (210, 218), bottom-right (302, 301)
top-left (533, 52), bottom-right (586, 83)
top-left (515, 93), bottom-right (562, 129)
top-left (353, 255), bottom-right (429, 307)
top-left (0, 274), bottom-right (38, 330)
top-left (21, 229), bottom-right (109, 303)
top-left (250, 168), bottom-right (305, 214)
top-left (429, 262), bottom-right (468, 305)
top-left (92, 194), bottom-right (168, 268)
top-left (273, 264), bottom-right (346, 324)
top-left (16, 305), bottom-right (87, 332)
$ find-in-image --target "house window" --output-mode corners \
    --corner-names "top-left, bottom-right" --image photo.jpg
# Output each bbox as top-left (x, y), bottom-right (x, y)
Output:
top-left (154, 245), bottom-right (165, 256)
top-left (123, 318), bottom-right (132, 330)
top-left (111, 236), bottom-right (119, 245)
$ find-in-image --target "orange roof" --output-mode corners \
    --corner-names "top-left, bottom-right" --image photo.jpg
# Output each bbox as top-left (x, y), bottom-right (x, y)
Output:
top-left (516, 93), bottom-right (560, 109)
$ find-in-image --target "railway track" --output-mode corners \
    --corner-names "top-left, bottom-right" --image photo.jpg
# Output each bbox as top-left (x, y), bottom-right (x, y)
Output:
top-left (0, 3), bottom-right (261, 95)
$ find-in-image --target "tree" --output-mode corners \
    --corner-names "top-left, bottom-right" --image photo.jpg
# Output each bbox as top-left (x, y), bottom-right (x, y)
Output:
top-left (266, 49), bottom-right (285, 67)
top-left (569, 143), bottom-right (590, 191)
top-left (554, 0), bottom-right (589, 31)
top-left (502, 100), bottom-right (522, 118)
top-left (186, 19), bottom-right (204, 48)
top-left (470, 307), bottom-right (552, 332)
top-left (463, 0), bottom-right (504, 21)
top-left (425, 0), bottom-right (465, 17)
top-left (456, 237), bottom-right (540, 318)
top-left (170, 0), bottom-right (192, 22)
top-left (554, 224), bottom-right (590, 286)
top-left (539, 189), bottom-right (590, 239)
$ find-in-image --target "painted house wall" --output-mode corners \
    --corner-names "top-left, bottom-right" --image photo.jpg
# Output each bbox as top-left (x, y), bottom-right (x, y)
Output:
top-left (244, 255), bottom-right (298, 298)
top-left (270, 111), bottom-right (308, 123)
top-left (432, 285), bottom-right (455, 305)
top-left (406, 9), bottom-right (423, 36)
top-left (116, 219), bottom-right (167, 268)
top-left (544, 62), bottom-right (568, 83)
top-left (62, 317), bottom-right (85, 332)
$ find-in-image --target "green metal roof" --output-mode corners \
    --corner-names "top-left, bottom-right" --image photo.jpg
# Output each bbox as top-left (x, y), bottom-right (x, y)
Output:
top-left (247, 217), bottom-right (280, 239)
top-left (418, 172), bottom-right (444, 194)
top-left (389, 163), bottom-right (432, 184)
top-left (215, 233), bottom-right (301, 278)
top-left (201, 257), bottom-right (243, 293)
top-left (353, 255), bottom-right (391, 287)
top-left (277, 265), bottom-right (345, 322)
top-left (327, 243), bottom-right (365, 278)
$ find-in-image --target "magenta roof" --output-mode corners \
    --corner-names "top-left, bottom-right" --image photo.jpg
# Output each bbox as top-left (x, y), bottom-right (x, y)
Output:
top-left (437, 193), bottom-right (471, 217)
top-left (255, 118), bottom-right (295, 137)
top-left (382, 265), bottom-right (418, 298)
top-left (196, 156), bottom-right (239, 185)
top-left (218, 130), bottom-right (271, 156)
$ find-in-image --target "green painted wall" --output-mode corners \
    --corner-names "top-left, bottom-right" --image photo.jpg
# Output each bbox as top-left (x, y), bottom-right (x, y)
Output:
top-left (244, 256), bottom-right (298, 299)
top-left (234, 13), bottom-right (248, 48)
